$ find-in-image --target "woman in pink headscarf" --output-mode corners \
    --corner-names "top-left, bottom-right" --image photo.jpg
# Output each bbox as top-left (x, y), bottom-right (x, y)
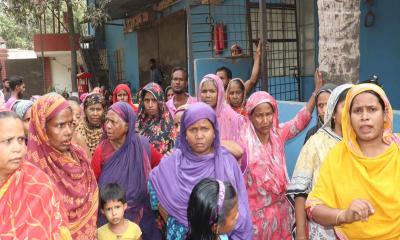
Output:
top-left (197, 74), bottom-right (244, 142)
top-left (240, 76), bottom-right (322, 239)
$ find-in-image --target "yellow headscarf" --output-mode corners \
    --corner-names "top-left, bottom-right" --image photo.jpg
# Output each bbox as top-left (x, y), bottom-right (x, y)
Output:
top-left (307, 84), bottom-right (400, 239)
top-left (342, 83), bottom-right (396, 156)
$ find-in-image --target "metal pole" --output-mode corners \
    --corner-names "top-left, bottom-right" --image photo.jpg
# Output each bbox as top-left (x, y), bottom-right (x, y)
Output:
top-left (245, 0), bottom-right (253, 55)
top-left (186, 0), bottom-right (195, 96)
top-left (259, 0), bottom-right (268, 91)
top-left (294, 0), bottom-right (301, 101)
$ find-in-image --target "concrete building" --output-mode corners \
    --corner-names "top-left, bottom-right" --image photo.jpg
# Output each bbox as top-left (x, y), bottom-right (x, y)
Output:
top-left (86, 0), bottom-right (400, 109)
top-left (33, 33), bottom-right (83, 94)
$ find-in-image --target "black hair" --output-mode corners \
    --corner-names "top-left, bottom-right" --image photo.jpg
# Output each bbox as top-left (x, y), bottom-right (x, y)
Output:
top-left (171, 66), bottom-right (188, 81)
top-left (359, 75), bottom-right (382, 87)
top-left (187, 178), bottom-right (237, 240)
top-left (0, 111), bottom-right (21, 120)
top-left (68, 96), bottom-right (81, 104)
top-left (337, 88), bottom-right (350, 106)
top-left (61, 92), bottom-right (70, 99)
top-left (330, 88), bottom-right (350, 129)
top-left (104, 91), bottom-right (113, 109)
top-left (1, 78), bottom-right (8, 91)
top-left (149, 58), bottom-right (156, 64)
top-left (8, 75), bottom-right (24, 91)
top-left (350, 90), bottom-right (385, 113)
top-left (100, 183), bottom-right (127, 209)
top-left (164, 86), bottom-right (172, 101)
top-left (216, 67), bottom-right (232, 80)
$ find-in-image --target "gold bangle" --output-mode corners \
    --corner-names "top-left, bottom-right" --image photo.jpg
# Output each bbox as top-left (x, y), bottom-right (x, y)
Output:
top-left (336, 210), bottom-right (345, 225)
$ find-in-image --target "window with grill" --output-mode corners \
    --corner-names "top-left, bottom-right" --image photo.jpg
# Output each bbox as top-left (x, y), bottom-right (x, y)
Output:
top-left (114, 48), bottom-right (125, 83)
top-left (249, 0), bottom-right (300, 101)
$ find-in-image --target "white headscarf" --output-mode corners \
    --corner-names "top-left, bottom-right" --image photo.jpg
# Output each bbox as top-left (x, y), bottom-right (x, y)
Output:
top-left (321, 83), bottom-right (354, 140)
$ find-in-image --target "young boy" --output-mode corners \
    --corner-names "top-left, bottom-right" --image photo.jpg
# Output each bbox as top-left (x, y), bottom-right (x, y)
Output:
top-left (97, 183), bottom-right (142, 240)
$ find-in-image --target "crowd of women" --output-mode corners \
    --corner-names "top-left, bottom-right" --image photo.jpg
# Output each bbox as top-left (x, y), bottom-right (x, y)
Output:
top-left (0, 66), bottom-right (399, 240)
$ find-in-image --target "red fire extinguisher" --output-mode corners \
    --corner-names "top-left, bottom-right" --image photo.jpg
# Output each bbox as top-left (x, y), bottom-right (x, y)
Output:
top-left (213, 24), bottom-right (222, 55)
top-left (218, 23), bottom-right (226, 50)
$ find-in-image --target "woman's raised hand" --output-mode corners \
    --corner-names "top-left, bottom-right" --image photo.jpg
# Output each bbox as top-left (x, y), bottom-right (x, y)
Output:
top-left (314, 69), bottom-right (323, 92)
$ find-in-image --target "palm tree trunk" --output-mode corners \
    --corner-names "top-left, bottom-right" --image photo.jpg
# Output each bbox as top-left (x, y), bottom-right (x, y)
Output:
top-left (318, 0), bottom-right (360, 84)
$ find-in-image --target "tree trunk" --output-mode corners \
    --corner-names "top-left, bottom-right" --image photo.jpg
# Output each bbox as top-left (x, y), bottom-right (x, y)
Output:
top-left (39, 16), bottom-right (47, 92)
top-left (66, 0), bottom-right (78, 91)
top-left (318, 0), bottom-right (360, 84)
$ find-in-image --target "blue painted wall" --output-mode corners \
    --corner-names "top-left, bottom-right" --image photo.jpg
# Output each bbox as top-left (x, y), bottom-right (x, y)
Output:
top-left (194, 57), bottom-right (252, 92)
top-left (300, 76), bottom-right (315, 101)
top-left (359, 1), bottom-right (400, 109)
top-left (280, 101), bottom-right (400, 178)
top-left (104, 20), bottom-right (140, 90)
top-left (278, 101), bottom-right (314, 178)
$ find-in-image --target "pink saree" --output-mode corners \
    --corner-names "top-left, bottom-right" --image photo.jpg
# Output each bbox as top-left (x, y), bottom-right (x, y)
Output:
top-left (240, 91), bottom-right (311, 239)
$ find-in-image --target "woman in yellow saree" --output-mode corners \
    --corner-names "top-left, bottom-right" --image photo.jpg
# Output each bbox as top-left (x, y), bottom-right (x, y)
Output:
top-left (306, 83), bottom-right (400, 239)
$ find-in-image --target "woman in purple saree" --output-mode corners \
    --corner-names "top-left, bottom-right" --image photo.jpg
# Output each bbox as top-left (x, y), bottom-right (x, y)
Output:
top-left (97, 102), bottom-right (161, 240)
top-left (148, 102), bottom-right (252, 239)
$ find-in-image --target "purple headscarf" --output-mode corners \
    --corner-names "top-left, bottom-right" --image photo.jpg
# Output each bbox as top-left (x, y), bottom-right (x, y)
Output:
top-left (149, 102), bottom-right (252, 239)
top-left (98, 101), bottom-right (160, 239)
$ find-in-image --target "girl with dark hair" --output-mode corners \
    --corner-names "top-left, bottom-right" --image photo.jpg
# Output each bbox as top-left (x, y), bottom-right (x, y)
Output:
top-left (187, 178), bottom-right (239, 240)
top-left (165, 86), bottom-right (174, 102)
